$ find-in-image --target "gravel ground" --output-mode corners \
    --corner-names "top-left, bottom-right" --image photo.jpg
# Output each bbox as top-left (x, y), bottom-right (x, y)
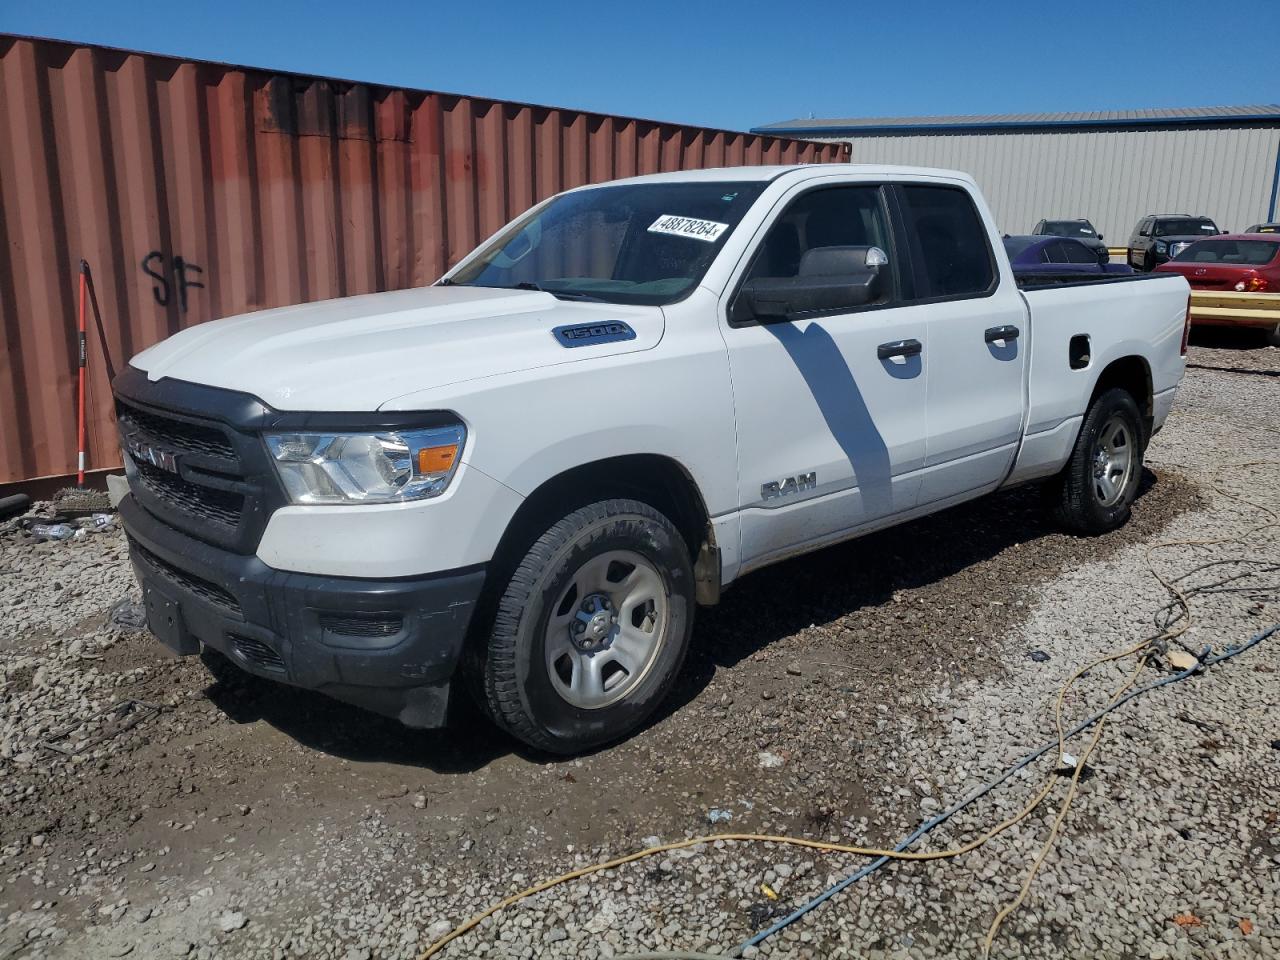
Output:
top-left (1, 334), bottom-right (1277, 960)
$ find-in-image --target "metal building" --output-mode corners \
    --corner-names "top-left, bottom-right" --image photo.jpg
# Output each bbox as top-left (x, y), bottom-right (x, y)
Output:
top-left (754, 106), bottom-right (1280, 244)
top-left (0, 35), bottom-right (846, 490)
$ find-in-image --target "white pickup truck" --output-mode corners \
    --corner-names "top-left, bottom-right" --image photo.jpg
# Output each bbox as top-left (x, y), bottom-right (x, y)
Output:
top-left (115, 164), bottom-right (1190, 752)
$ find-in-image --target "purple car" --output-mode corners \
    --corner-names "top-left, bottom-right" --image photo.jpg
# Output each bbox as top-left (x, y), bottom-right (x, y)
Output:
top-left (1003, 236), bottom-right (1134, 277)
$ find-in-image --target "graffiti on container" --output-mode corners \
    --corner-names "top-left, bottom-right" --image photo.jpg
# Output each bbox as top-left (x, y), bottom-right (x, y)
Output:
top-left (142, 252), bottom-right (205, 312)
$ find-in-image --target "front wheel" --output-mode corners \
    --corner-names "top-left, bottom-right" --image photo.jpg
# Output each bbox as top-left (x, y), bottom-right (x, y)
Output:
top-left (1045, 388), bottom-right (1144, 535)
top-left (479, 499), bottom-right (694, 754)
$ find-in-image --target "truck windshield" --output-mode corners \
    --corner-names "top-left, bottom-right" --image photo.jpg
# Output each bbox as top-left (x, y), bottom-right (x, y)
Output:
top-left (1173, 239), bottom-right (1279, 265)
top-left (1043, 221), bottom-right (1095, 237)
top-left (447, 181), bottom-right (767, 305)
top-left (1155, 218), bottom-right (1217, 237)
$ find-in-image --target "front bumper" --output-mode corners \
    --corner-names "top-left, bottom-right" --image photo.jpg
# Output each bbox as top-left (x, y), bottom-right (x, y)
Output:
top-left (120, 494), bottom-right (485, 727)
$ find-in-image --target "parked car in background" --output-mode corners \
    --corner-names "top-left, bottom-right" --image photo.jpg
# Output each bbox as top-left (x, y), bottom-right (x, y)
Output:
top-left (1128, 215), bottom-right (1223, 271)
top-left (1244, 222), bottom-right (1280, 234)
top-left (1031, 218), bottom-right (1108, 259)
top-left (1004, 236), bottom-right (1133, 277)
top-left (1156, 234), bottom-right (1280, 345)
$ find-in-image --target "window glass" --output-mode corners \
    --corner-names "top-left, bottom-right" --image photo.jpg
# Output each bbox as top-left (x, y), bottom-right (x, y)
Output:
top-left (1175, 239), bottom-right (1279, 265)
top-left (899, 186), bottom-right (995, 297)
top-left (1043, 242), bottom-right (1069, 264)
top-left (1044, 221), bottom-right (1096, 238)
top-left (449, 181), bottom-right (767, 306)
top-left (1063, 241), bottom-right (1098, 264)
top-left (1155, 218), bottom-right (1218, 237)
top-left (742, 186), bottom-right (891, 288)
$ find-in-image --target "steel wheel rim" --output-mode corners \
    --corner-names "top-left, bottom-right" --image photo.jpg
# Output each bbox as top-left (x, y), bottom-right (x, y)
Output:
top-left (545, 549), bottom-right (670, 710)
top-left (1091, 414), bottom-right (1135, 507)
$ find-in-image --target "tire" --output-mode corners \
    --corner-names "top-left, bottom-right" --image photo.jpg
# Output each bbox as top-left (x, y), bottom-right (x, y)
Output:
top-left (1265, 322), bottom-right (1280, 348)
top-left (1045, 388), bottom-right (1145, 535)
top-left (479, 499), bottom-right (695, 754)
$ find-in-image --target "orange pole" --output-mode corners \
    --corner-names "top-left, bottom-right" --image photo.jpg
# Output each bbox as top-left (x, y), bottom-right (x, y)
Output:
top-left (77, 259), bottom-right (88, 486)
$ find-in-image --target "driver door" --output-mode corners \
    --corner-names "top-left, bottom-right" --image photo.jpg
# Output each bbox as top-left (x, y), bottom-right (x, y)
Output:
top-left (723, 183), bottom-right (929, 572)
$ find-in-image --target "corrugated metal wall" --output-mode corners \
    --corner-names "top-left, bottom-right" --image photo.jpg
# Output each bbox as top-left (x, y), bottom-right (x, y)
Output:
top-left (824, 126), bottom-right (1280, 243)
top-left (0, 35), bottom-right (847, 488)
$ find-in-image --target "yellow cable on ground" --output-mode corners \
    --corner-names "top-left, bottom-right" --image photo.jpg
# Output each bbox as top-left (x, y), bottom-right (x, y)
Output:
top-left (981, 459), bottom-right (1280, 953)
top-left (418, 461), bottom-right (1280, 960)
top-left (420, 630), bottom-right (1163, 960)
top-left (982, 652), bottom-right (1149, 956)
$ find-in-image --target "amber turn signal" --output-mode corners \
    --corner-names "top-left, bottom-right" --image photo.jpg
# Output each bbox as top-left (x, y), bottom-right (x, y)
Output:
top-left (417, 444), bottom-right (459, 474)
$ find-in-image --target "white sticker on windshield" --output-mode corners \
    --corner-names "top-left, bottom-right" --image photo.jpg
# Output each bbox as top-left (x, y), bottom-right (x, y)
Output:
top-left (648, 214), bottom-right (729, 243)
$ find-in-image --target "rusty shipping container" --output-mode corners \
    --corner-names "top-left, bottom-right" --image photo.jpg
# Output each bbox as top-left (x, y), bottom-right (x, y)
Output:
top-left (0, 35), bottom-right (847, 489)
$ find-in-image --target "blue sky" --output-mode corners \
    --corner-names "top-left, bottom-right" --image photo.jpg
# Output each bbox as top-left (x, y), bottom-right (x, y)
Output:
top-left (2, 0), bottom-right (1275, 131)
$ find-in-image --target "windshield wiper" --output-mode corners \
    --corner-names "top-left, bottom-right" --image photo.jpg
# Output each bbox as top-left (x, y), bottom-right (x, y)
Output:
top-left (510, 281), bottom-right (605, 302)
top-left (443, 280), bottom-right (606, 302)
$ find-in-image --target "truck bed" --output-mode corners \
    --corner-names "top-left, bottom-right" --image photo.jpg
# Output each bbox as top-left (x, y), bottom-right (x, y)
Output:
top-left (1004, 271), bottom-right (1189, 485)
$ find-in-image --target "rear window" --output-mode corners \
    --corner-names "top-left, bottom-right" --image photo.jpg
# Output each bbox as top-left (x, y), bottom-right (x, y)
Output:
top-left (1155, 218), bottom-right (1218, 237)
top-left (900, 186), bottom-right (995, 298)
top-left (1062, 241), bottom-right (1099, 264)
top-left (1173, 239), bottom-right (1280, 265)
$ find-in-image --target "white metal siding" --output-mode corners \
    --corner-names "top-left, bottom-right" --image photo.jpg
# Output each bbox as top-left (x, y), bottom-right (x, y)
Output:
top-left (828, 126), bottom-right (1280, 242)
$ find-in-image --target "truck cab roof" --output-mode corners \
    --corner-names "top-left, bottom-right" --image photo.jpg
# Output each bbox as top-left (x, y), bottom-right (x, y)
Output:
top-left (572, 163), bottom-right (977, 189)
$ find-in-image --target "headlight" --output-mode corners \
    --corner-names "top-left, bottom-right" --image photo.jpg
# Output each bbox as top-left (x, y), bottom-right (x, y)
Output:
top-left (1154, 241), bottom-right (1167, 254)
top-left (265, 425), bottom-right (465, 504)
top-left (1169, 242), bottom-right (1189, 258)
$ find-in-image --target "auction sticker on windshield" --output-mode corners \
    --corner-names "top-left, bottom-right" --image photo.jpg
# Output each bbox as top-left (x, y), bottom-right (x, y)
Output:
top-left (648, 214), bottom-right (729, 243)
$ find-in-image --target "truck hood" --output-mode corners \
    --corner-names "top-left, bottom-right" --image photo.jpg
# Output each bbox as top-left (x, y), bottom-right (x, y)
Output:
top-left (131, 286), bottom-right (663, 411)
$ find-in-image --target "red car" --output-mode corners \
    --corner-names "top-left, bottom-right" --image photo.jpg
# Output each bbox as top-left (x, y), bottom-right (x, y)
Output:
top-left (1156, 233), bottom-right (1280, 344)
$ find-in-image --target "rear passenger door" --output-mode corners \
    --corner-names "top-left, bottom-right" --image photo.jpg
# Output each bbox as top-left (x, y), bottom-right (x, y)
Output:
top-left (894, 183), bottom-right (1029, 505)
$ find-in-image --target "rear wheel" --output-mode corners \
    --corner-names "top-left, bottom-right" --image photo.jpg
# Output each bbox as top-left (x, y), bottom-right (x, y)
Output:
top-left (479, 499), bottom-right (694, 754)
top-left (1045, 388), bottom-right (1144, 535)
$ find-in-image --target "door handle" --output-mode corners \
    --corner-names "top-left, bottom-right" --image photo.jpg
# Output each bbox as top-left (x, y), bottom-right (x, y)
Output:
top-left (877, 338), bottom-right (922, 360)
top-left (985, 325), bottom-right (1020, 343)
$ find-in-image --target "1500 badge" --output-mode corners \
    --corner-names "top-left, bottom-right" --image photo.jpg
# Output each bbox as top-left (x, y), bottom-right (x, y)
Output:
top-left (761, 472), bottom-right (817, 500)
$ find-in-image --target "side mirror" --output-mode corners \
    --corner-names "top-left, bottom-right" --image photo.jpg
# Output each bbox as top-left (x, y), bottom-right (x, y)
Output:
top-left (740, 246), bottom-right (887, 322)
top-left (1098, 234), bottom-right (1104, 242)
top-left (741, 272), bottom-right (880, 322)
